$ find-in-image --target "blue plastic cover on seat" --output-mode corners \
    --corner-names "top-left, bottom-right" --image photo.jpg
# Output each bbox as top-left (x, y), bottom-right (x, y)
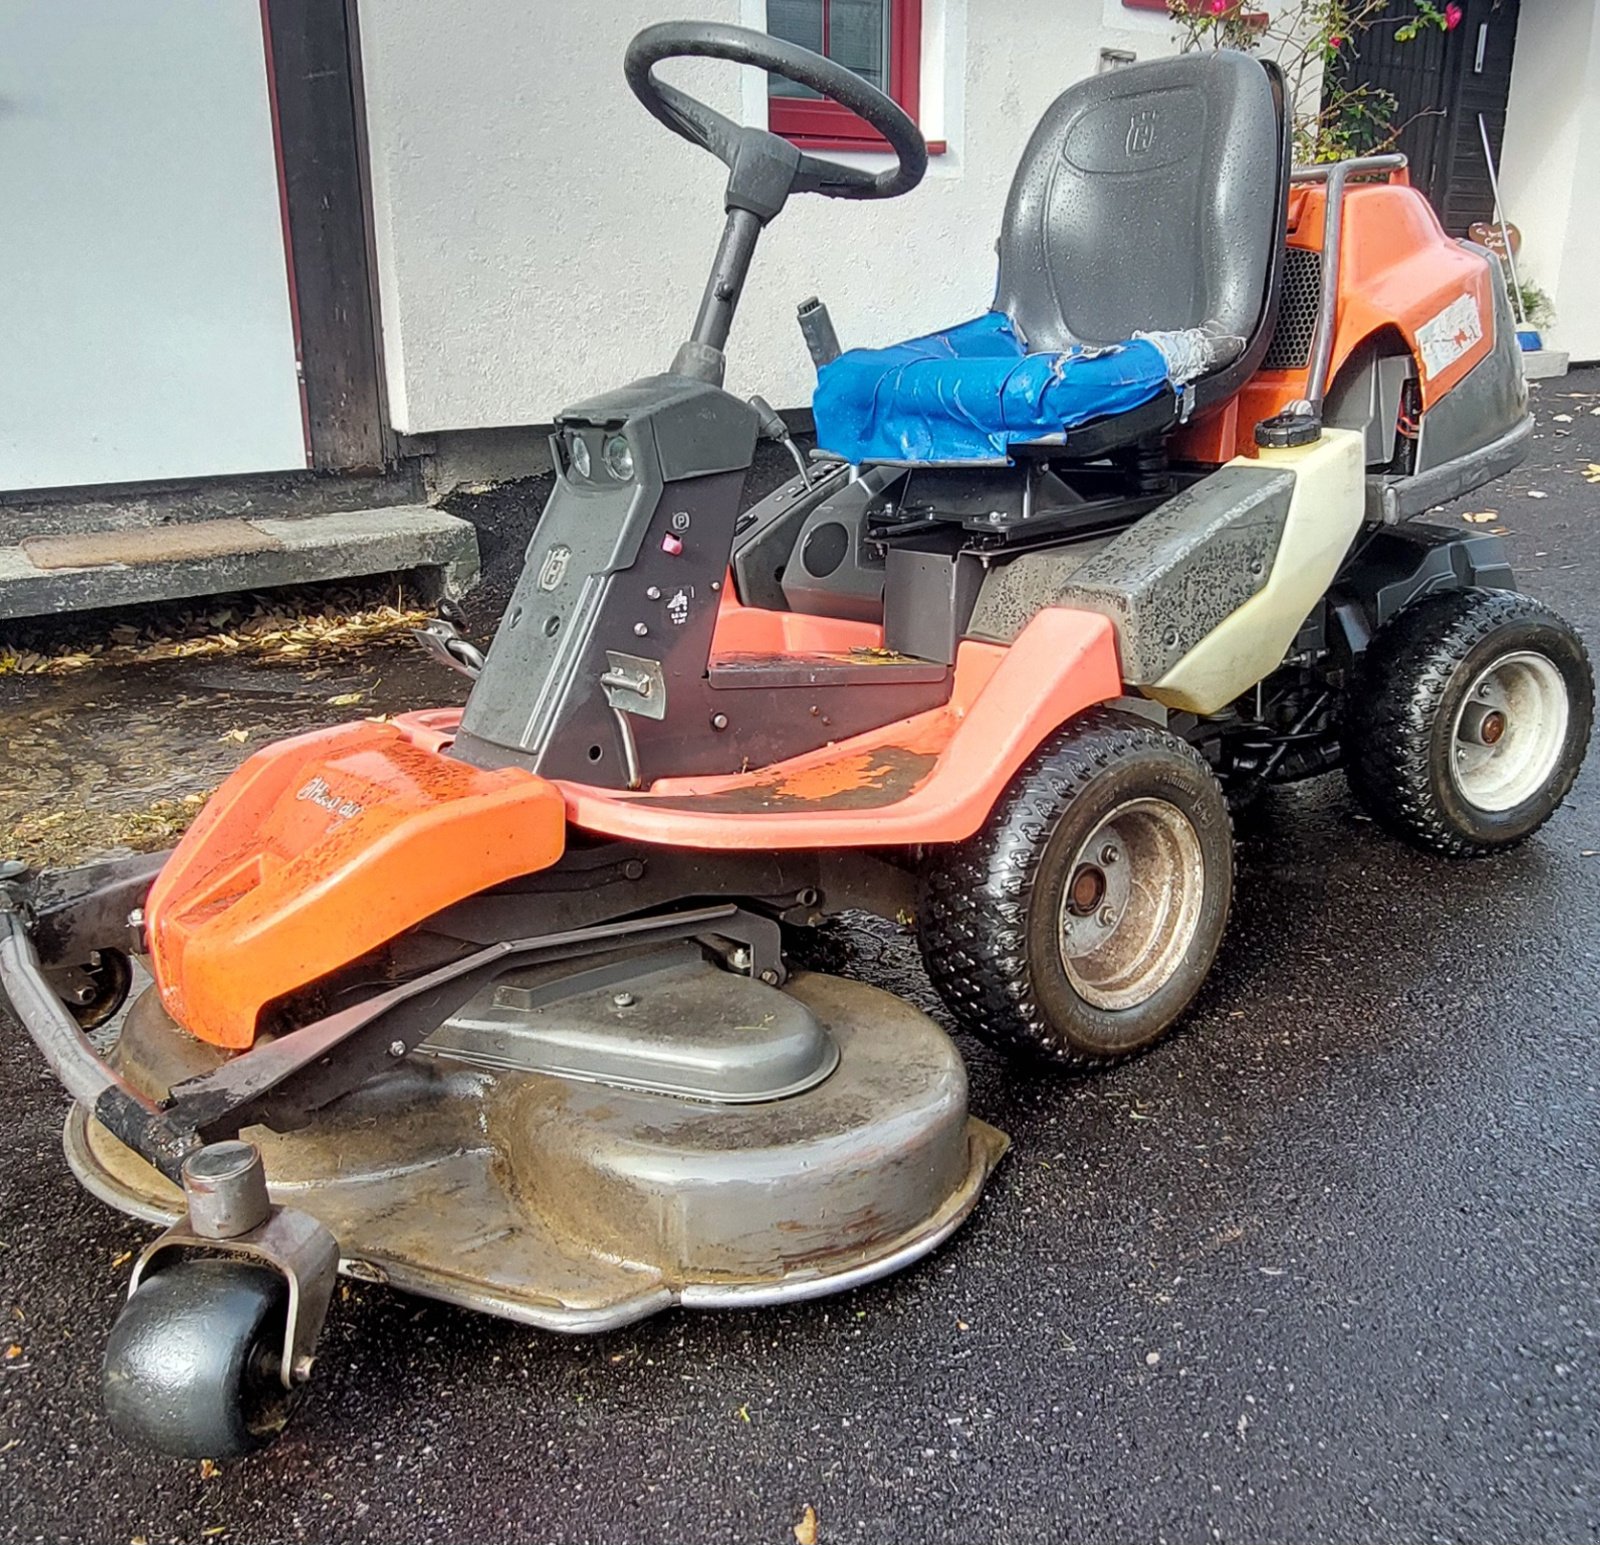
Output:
top-left (811, 312), bottom-right (1176, 465)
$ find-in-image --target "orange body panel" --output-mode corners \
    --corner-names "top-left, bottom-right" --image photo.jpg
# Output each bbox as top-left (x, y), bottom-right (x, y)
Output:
top-left (146, 717), bottom-right (565, 1048)
top-left (1173, 178), bottom-right (1497, 463)
top-left (557, 606), bottom-right (1122, 849)
top-left (146, 604), bottom-right (1120, 1048)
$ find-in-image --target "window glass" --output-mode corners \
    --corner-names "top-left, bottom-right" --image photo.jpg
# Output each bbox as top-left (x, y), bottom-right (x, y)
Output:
top-left (768, 0), bottom-right (891, 100)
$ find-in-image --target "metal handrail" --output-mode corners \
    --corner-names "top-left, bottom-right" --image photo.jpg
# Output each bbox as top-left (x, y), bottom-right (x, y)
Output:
top-left (1287, 153), bottom-right (1409, 412)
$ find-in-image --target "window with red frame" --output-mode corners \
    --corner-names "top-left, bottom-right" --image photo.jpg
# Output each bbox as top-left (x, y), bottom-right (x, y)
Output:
top-left (1121, 0), bottom-right (1267, 17)
top-left (766, 0), bottom-right (922, 151)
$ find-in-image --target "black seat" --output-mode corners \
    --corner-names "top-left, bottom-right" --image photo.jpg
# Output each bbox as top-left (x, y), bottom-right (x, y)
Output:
top-left (808, 52), bottom-right (1291, 468)
top-left (995, 49), bottom-right (1290, 417)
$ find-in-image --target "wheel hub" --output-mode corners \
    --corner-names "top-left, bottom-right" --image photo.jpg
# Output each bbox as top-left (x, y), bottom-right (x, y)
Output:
top-left (1067, 864), bottom-right (1108, 916)
top-left (1058, 798), bottom-right (1206, 1012)
top-left (1450, 650), bottom-right (1570, 812)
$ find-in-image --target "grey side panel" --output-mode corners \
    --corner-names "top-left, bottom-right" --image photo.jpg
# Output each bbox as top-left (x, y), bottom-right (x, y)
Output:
top-left (779, 467), bottom-right (899, 622)
top-left (883, 545), bottom-right (986, 666)
top-left (1324, 344), bottom-right (1411, 466)
top-left (966, 536), bottom-right (1119, 645)
top-left (994, 51), bottom-right (1279, 348)
top-left (1415, 249), bottom-right (1528, 477)
top-left (731, 462), bottom-right (852, 610)
top-left (1049, 466), bottom-right (1296, 683)
top-left (1331, 522), bottom-right (1516, 641)
top-left (1366, 413), bottom-right (1533, 524)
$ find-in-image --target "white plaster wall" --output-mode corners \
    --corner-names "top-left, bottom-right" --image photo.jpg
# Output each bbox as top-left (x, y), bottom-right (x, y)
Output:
top-left (357, 0), bottom-right (1209, 432)
top-left (1498, 0), bottom-right (1600, 361)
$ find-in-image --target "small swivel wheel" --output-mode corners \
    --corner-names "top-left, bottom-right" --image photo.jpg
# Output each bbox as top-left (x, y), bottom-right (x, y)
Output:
top-left (103, 1259), bottom-right (295, 1459)
top-left (919, 708), bottom-right (1234, 1067)
top-left (1344, 589), bottom-right (1594, 857)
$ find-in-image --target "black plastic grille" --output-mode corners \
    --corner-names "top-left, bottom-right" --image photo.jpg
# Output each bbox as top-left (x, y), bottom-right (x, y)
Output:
top-left (1262, 247), bottom-right (1323, 371)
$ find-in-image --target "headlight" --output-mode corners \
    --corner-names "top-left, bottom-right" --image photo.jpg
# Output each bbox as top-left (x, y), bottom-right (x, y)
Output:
top-left (568, 433), bottom-right (591, 479)
top-left (603, 434), bottom-right (634, 481)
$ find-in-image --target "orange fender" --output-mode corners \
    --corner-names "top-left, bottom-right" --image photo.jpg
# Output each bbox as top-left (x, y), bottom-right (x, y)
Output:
top-left (147, 716), bottom-right (564, 1049)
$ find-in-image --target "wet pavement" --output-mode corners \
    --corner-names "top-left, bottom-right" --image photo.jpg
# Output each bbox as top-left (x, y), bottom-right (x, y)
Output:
top-left (2, 381), bottom-right (1599, 1542)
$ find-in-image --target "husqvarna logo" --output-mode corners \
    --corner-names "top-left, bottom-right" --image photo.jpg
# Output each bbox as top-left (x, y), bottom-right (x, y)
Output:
top-left (295, 776), bottom-right (365, 822)
top-left (537, 544), bottom-right (572, 592)
top-left (1126, 108), bottom-right (1158, 155)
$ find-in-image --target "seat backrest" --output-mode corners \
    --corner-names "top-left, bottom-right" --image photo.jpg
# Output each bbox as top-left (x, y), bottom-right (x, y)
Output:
top-left (994, 51), bottom-right (1283, 357)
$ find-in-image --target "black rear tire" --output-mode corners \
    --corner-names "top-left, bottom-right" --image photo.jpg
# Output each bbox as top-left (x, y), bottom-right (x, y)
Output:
top-left (103, 1259), bottom-right (293, 1459)
top-left (918, 708), bottom-right (1233, 1067)
top-left (1343, 589), bottom-right (1593, 858)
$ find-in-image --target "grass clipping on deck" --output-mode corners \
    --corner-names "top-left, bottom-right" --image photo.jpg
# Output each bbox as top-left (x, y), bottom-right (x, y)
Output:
top-left (0, 584), bottom-right (430, 677)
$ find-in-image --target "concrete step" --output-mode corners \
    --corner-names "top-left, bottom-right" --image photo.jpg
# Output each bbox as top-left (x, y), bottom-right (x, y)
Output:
top-left (1522, 349), bottom-right (1570, 381)
top-left (0, 506), bottom-right (479, 619)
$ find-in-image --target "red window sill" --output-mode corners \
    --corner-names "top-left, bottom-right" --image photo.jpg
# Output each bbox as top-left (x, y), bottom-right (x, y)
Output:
top-left (785, 135), bottom-right (948, 155)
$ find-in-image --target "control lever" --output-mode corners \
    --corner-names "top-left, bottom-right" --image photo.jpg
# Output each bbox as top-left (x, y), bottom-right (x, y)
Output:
top-left (748, 394), bottom-right (811, 488)
top-left (797, 296), bottom-right (841, 370)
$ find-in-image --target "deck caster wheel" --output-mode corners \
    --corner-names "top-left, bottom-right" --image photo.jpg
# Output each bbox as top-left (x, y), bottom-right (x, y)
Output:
top-left (919, 707), bottom-right (1233, 1067)
top-left (103, 1259), bottom-right (296, 1459)
top-left (1344, 589), bottom-right (1594, 857)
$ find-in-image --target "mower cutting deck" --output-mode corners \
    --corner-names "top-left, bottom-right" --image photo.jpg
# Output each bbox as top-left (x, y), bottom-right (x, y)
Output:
top-left (1, 21), bottom-right (1590, 1458)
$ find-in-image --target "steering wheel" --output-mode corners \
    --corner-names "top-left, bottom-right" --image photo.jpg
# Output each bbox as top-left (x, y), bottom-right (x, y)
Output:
top-left (624, 21), bottom-right (927, 205)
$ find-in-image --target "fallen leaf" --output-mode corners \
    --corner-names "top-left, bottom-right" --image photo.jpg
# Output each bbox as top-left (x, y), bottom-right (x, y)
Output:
top-left (1584, 465), bottom-right (1600, 485)
top-left (735, 1403), bottom-right (751, 1423)
top-left (1552, 413), bottom-right (1574, 423)
top-left (1461, 511), bottom-right (1498, 523)
top-left (199, 1458), bottom-right (220, 1480)
top-left (956, 1320), bottom-right (970, 1332)
top-left (326, 692), bottom-right (366, 707)
top-left (4, 1344), bottom-right (20, 1359)
top-left (111, 1250), bottom-right (133, 1269)
top-left (217, 728), bottom-right (249, 745)
top-left (794, 1505), bottom-right (819, 1545)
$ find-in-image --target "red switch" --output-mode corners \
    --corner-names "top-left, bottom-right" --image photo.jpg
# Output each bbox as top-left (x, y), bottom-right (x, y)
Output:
top-left (661, 532), bottom-right (683, 555)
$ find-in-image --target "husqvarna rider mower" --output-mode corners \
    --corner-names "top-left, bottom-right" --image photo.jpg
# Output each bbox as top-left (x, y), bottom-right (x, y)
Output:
top-left (1, 23), bottom-right (1590, 1457)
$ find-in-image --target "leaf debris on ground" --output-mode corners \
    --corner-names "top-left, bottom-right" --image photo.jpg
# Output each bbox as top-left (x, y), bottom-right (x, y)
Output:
top-left (5, 792), bottom-right (212, 871)
top-left (0, 582), bottom-right (430, 678)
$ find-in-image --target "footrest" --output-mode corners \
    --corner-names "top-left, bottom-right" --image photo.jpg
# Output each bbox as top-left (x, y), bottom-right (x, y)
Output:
top-left (708, 648), bottom-right (947, 691)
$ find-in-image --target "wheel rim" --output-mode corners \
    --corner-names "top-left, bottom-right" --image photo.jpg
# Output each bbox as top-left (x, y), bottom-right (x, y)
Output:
top-left (1449, 649), bottom-right (1570, 813)
top-left (1057, 797), bottom-right (1206, 1012)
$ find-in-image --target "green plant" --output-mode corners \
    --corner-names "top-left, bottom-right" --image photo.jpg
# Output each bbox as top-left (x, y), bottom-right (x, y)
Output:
top-left (1515, 282), bottom-right (1554, 330)
top-left (1166, 0), bottom-right (1465, 163)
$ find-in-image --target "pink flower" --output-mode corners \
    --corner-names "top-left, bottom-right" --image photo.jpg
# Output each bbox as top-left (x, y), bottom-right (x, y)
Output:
top-left (1329, 33), bottom-right (1343, 47)
top-left (1209, 0), bottom-right (1228, 13)
top-left (1444, 2), bottom-right (1463, 27)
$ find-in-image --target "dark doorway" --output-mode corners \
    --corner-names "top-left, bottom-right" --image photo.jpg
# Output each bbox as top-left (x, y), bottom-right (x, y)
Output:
top-left (1330, 0), bottom-right (1521, 234)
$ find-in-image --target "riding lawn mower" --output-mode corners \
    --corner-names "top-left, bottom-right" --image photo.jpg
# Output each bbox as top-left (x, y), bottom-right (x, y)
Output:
top-left (0, 22), bottom-right (1589, 1457)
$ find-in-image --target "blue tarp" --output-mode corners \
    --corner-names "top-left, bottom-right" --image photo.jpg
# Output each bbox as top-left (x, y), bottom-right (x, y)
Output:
top-left (811, 311), bottom-right (1174, 465)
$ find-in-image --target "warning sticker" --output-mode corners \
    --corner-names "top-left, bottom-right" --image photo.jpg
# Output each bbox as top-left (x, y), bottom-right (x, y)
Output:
top-left (1416, 293), bottom-right (1484, 379)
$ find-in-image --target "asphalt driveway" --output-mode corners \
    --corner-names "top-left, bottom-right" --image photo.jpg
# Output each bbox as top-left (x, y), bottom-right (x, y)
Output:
top-left (2, 375), bottom-right (1598, 1544)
